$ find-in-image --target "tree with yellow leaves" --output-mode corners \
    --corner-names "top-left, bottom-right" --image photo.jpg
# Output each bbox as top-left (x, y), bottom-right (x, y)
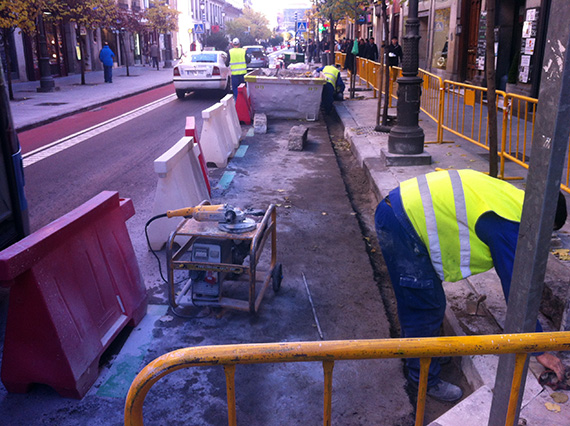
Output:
top-left (313, 0), bottom-right (370, 67)
top-left (0, 0), bottom-right (46, 99)
top-left (144, 0), bottom-right (179, 67)
top-left (47, 0), bottom-right (118, 85)
top-left (111, 7), bottom-right (145, 76)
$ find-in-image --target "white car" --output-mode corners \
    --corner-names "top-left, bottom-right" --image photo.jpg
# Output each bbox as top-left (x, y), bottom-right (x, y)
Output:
top-left (173, 51), bottom-right (231, 99)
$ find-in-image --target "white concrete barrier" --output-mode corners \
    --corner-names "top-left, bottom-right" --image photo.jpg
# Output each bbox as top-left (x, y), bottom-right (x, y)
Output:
top-left (220, 94), bottom-right (242, 149)
top-left (201, 102), bottom-right (234, 167)
top-left (148, 136), bottom-right (210, 251)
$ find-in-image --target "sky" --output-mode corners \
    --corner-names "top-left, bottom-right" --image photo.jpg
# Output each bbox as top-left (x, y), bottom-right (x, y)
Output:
top-left (251, 0), bottom-right (312, 28)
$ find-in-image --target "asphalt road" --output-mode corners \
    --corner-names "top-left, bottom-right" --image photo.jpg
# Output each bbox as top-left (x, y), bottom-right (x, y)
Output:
top-left (21, 87), bottom-right (221, 233)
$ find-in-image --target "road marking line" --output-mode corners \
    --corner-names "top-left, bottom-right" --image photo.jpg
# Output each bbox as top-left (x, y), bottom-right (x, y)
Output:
top-left (234, 145), bottom-right (248, 157)
top-left (23, 94), bottom-right (176, 168)
top-left (217, 171), bottom-right (236, 190)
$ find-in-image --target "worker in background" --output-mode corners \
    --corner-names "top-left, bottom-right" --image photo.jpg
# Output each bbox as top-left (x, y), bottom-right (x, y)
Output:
top-left (374, 169), bottom-right (567, 402)
top-left (226, 38), bottom-right (251, 98)
top-left (317, 64), bottom-right (345, 115)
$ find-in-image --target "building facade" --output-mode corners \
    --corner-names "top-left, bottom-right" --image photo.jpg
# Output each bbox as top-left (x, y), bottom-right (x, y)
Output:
top-left (177, 0), bottom-right (241, 54)
top-left (350, 0), bottom-right (551, 99)
top-left (2, 0), bottom-right (182, 83)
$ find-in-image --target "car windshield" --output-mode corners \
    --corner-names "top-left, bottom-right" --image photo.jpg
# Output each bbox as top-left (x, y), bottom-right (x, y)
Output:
top-left (189, 53), bottom-right (218, 63)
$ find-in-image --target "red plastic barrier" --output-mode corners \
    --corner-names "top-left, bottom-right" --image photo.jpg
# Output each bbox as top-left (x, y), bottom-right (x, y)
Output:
top-left (0, 191), bottom-right (147, 399)
top-left (236, 83), bottom-right (253, 125)
top-left (185, 116), bottom-right (211, 196)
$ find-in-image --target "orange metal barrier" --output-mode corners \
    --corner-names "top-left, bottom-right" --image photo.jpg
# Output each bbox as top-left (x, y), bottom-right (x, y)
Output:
top-left (125, 331), bottom-right (570, 426)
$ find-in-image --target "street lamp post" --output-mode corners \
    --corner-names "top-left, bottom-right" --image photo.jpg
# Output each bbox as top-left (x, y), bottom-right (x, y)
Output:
top-left (200, 1), bottom-right (206, 48)
top-left (164, 33), bottom-right (172, 68)
top-left (36, 13), bottom-right (56, 92)
top-left (385, 0), bottom-right (430, 165)
top-left (294, 12), bottom-right (298, 53)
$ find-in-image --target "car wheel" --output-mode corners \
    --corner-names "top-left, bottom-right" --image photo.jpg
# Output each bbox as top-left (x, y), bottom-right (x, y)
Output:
top-left (176, 89), bottom-right (186, 100)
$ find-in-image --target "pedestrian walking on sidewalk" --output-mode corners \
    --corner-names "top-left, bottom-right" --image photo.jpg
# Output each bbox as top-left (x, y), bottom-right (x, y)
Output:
top-left (374, 169), bottom-right (567, 402)
top-left (99, 43), bottom-right (115, 83)
top-left (225, 38), bottom-right (250, 98)
top-left (150, 43), bottom-right (160, 70)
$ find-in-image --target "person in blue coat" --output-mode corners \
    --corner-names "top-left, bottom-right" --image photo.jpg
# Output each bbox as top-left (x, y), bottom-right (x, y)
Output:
top-left (99, 43), bottom-right (115, 83)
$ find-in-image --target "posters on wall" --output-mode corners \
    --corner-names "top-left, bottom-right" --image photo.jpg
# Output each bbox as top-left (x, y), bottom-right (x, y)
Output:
top-left (476, 11), bottom-right (487, 71)
top-left (519, 7), bottom-right (539, 84)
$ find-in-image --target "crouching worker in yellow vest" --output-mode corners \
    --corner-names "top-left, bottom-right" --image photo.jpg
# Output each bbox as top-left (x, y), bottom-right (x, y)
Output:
top-left (375, 169), bottom-right (567, 402)
top-left (225, 38), bottom-right (251, 98)
top-left (316, 64), bottom-right (345, 115)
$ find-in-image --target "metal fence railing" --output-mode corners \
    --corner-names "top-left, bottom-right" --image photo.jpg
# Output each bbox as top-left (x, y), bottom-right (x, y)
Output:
top-left (125, 332), bottom-right (570, 426)
top-left (333, 51), bottom-right (570, 193)
top-left (441, 80), bottom-right (507, 152)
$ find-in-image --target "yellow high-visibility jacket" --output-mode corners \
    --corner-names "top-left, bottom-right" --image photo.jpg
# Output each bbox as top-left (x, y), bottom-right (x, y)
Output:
top-left (400, 169), bottom-right (524, 282)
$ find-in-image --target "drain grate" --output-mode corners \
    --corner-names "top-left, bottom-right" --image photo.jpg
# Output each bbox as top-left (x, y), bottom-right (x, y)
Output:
top-left (35, 102), bottom-right (68, 106)
top-left (352, 126), bottom-right (385, 136)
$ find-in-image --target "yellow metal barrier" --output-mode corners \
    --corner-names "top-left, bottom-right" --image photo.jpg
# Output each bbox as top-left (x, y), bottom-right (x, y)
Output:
top-left (369, 61), bottom-right (381, 98)
top-left (125, 332), bottom-right (570, 426)
top-left (333, 56), bottom-right (568, 191)
top-left (418, 69), bottom-right (445, 143)
top-left (334, 52), bottom-right (345, 68)
top-left (441, 80), bottom-right (507, 153)
top-left (388, 66), bottom-right (402, 108)
top-left (498, 93), bottom-right (570, 193)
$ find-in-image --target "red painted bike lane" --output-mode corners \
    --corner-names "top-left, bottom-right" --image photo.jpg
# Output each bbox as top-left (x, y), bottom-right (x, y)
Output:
top-left (18, 83), bottom-right (174, 155)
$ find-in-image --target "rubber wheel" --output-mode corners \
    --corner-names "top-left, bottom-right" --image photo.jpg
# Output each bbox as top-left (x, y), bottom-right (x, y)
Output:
top-left (176, 89), bottom-right (186, 100)
top-left (272, 263), bottom-right (283, 293)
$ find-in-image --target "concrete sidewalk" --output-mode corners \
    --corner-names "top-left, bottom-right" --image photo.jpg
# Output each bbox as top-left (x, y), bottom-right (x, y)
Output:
top-left (9, 64), bottom-right (174, 132)
top-left (335, 74), bottom-right (570, 425)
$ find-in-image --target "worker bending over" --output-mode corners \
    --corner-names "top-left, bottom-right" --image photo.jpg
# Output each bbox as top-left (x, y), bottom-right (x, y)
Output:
top-left (375, 169), bottom-right (567, 402)
top-left (317, 64), bottom-right (345, 115)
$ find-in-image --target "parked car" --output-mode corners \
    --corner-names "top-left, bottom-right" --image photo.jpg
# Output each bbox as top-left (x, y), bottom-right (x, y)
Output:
top-left (244, 45), bottom-right (269, 69)
top-left (173, 51), bottom-right (231, 99)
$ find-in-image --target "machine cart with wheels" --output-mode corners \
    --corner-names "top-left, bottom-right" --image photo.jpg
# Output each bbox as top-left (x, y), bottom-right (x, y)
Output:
top-left (166, 204), bottom-right (281, 314)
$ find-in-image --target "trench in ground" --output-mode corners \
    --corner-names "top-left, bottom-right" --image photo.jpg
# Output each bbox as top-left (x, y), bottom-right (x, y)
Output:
top-left (323, 110), bottom-right (473, 424)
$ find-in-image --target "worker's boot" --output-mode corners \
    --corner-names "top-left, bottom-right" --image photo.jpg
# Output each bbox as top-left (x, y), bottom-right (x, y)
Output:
top-left (426, 379), bottom-right (463, 402)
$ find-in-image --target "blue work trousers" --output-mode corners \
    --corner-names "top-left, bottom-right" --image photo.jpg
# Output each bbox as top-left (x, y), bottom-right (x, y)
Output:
top-left (321, 82), bottom-right (334, 114)
top-left (375, 188), bottom-right (446, 387)
top-left (231, 74), bottom-right (245, 98)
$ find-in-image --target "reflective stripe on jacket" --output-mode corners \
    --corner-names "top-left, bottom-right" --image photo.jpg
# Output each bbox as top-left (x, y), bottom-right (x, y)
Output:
top-left (322, 65), bottom-right (339, 90)
top-left (229, 48), bottom-right (247, 75)
top-left (399, 169), bottom-right (524, 282)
